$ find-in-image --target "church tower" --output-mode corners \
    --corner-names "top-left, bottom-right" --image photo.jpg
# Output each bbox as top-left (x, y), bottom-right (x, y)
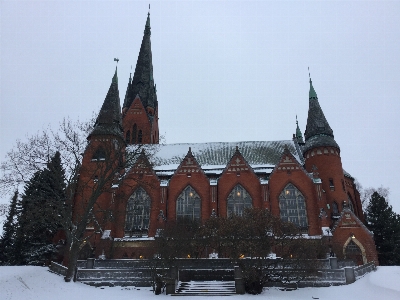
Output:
top-left (122, 12), bottom-right (159, 145)
top-left (83, 66), bottom-right (125, 175)
top-left (303, 78), bottom-right (354, 221)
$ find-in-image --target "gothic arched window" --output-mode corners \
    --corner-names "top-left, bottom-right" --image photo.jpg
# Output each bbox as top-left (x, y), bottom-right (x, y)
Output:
top-left (176, 186), bottom-right (201, 222)
top-left (125, 187), bottom-right (151, 237)
top-left (126, 130), bottom-right (131, 144)
top-left (227, 184), bottom-right (252, 217)
top-left (138, 130), bottom-right (143, 143)
top-left (132, 124), bottom-right (137, 144)
top-left (279, 184), bottom-right (308, 229)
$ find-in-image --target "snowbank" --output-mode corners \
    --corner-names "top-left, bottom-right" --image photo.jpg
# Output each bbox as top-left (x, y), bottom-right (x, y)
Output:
top-left (0, 266), bottom-right (399, 300)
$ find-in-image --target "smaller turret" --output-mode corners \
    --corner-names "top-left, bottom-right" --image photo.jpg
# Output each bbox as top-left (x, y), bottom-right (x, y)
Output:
top-left (89, 67), bottom-right (123, 139)
top-left (295, 115), bottom-right (304, 144)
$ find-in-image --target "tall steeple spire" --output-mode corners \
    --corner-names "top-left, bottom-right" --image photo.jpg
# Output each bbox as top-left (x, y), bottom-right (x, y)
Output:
top-left (123, 11), bottom-right (157, 115)
top-left (89, 67), bottom-right (123, 138)
top-left (303, 77), bottom-right (339, 153)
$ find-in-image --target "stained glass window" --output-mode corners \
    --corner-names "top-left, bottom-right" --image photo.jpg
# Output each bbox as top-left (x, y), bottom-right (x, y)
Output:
top-left (176, 186), bottom-right (201, 222)
top-left (125, 187), bottom-right (151, 236)
top-left (279, 184), bottom-right (308, 229)
top-left (227, 184), bottom-right (252, 217)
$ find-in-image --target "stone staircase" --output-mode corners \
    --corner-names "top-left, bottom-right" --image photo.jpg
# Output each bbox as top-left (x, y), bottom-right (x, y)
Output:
top-left (173, 280), bottom-right (236, 296)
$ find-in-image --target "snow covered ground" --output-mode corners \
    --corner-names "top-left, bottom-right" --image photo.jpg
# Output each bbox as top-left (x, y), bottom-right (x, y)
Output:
top-left (1, 266), bottom-right (399, 300)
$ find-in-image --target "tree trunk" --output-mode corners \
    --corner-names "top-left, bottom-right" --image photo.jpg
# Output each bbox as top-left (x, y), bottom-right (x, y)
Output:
top-left (64, 242), bottom-right (80, 282)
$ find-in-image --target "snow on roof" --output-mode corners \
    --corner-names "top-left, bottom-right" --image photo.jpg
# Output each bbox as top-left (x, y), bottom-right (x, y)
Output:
top-left (128, 140), bottom-right (301, 173)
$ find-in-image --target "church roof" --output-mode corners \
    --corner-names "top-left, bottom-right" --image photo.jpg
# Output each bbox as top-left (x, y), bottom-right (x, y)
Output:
top-left (90, 67), bottom-right (123, 138)
top-left (127, 140), bottom-right (303, 176)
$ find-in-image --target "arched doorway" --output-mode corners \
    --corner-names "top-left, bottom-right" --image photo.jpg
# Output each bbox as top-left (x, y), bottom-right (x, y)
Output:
top-left (343, 237), bottom-right (367, 265)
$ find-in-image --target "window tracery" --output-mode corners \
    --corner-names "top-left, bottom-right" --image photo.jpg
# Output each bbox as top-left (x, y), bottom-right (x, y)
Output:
top-left (227, 184), bottom-right (252, 217)
top-left (176, 186), bottom-right (201, 222)
top-left (279, 183), bottom-right (308, 229)
top-left (125, 187), bottom-right (151, 236)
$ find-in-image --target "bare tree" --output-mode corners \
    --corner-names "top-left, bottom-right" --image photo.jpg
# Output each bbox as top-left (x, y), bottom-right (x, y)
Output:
top-left (0, 117), bottom-right (160, 281)
top-left (355, 179), bottom-right (390, 211)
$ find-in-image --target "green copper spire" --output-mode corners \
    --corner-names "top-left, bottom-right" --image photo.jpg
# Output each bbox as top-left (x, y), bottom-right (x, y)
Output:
top-left (295, 115), bottom-right (304, 144)
top-left (112, 66), bottom-right (118, 84)
top-left (303, 77), bottom-right (339, 154)
top-left (309, 78), bottom-right (318, 99)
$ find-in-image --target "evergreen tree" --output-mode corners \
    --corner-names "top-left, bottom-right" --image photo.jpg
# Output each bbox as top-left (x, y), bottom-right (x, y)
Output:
top-left (0, 191), bottom-right (19, 265)
top-left (14, 151), bottom-right (66, 265)
top-left (366, 192), bottom-right (400, 265)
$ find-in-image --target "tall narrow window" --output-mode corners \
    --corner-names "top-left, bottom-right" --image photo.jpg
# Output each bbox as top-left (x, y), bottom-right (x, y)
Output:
top-left (329, 179), bottom-right (335, 191)
top-left (279, 184), bottom-right (308, 229)
top-left (138, 130), bottom-right (143, 143)
top-left (125, 187), bottom-right (151, 237)
top-left (332, 201), bottom-right (339, 214)
top-left (176, 186), bottom-right (201, 222)
top-left (346, 194), bottom-right (355, 213)
top-left (332, 201), bottom-right (340, 219)
top-left (132, 124), bottom-right (137, 144)
top-left (227, 184), bottom-right (252, 217)
top-left (126, 130), bottom-right (131, 144)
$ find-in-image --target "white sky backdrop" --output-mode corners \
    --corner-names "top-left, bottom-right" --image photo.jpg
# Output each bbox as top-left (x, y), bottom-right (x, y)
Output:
top-left (1, 0), bottom-right (400, 212)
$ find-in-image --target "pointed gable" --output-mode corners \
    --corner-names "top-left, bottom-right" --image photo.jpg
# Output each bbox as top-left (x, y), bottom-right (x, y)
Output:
top-left (271, 146), bottom-right (310, 177)
top-left (129, 150), bottom-right (157, 178)
top-left (332, 207), bottom-right (373, 236)
top-left (127, 94), bottom-right (147, 115)
top-left (175, 147), bottom-right (205, 177)
top-left (222, 146), bottom-right (255, 177)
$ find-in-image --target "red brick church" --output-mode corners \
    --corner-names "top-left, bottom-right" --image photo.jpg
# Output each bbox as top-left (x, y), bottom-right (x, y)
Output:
top-left (73, 13), bottom-right (378, 265)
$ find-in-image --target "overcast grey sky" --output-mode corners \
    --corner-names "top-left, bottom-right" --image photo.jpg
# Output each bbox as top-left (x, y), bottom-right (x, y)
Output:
top-left (1, 0), bottom-right (400, 212)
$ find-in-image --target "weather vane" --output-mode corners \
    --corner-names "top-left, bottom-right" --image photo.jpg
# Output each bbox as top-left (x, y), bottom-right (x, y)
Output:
top-left (114, 58), bottom-right (119, 64)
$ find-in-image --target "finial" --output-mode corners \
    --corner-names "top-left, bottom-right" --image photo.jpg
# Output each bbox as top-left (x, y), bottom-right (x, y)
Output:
top-left (114, 58), bottom-right (119, 64)
top-left (308, 66), bottom-right (311, 80)
top-left (296, 114), bottom-right (298, 125)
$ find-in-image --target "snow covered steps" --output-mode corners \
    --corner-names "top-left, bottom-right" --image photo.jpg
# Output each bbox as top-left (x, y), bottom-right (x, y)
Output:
top-left (173, 281), bottom-right (236, 296)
